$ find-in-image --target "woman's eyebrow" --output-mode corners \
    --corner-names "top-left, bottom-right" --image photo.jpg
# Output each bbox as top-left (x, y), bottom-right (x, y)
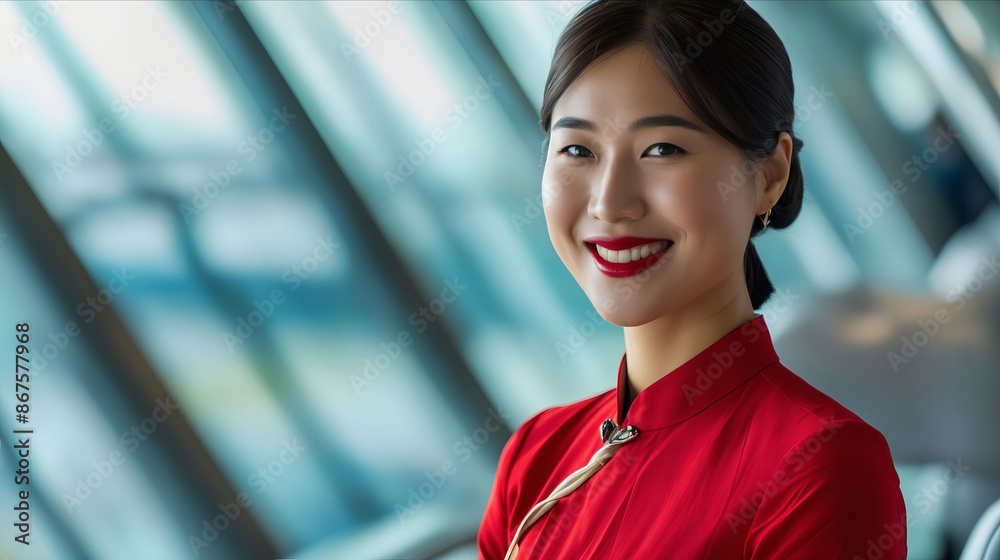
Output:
top-left (552, 114), bottom-right (706, 133)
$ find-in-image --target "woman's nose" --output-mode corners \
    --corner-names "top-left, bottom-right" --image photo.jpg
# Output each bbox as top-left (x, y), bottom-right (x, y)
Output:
top-left (588, 155), bottom-right (647, 223)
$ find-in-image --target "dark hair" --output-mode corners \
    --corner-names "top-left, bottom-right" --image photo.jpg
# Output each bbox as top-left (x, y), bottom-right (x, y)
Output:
top-left (540, 0), bottom-right (804, 310)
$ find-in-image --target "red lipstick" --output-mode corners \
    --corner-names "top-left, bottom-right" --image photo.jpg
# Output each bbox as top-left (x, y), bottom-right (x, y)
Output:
top-left (584, 236), bottom-right (674, 278)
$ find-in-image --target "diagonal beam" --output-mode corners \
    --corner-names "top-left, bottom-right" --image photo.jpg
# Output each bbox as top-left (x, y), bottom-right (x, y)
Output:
top-left (189, 1), bottom-right (510, 447)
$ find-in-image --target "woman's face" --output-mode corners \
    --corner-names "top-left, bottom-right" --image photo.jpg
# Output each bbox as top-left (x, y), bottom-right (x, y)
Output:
top-left (542, 43), bottom-right (760, 327)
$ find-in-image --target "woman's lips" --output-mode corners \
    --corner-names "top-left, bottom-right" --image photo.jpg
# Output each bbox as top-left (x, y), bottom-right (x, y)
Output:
top-left (584, 236), bottom-right (674, 278)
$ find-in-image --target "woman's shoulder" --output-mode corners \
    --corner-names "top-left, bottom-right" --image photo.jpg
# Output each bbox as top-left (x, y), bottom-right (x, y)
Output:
top-left (496, 387), bottom-right (617, 476)
top-left (756, 361), bottom-right (868, 425)
top-left (741, 379), bottom-right (908, 557)
top-left (750, 361), bottom-right (896, 466)
top-left (507, 387), bottom-right (614, 445)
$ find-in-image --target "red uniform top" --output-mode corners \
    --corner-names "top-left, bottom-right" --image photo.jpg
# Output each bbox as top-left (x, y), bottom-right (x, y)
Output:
top-left (478, 314), bottom-right (907, 559)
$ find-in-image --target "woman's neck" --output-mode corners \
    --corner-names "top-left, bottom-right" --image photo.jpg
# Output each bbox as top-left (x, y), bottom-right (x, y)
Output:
top-left (622, 273), bottom-right (756, 399)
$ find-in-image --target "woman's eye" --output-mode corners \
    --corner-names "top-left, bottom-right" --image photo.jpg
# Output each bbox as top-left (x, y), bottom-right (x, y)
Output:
top-left (557, 143), bottom-right (685, 159)
top-left (644, 143), bottom-right (686, 157)
top-left (558, 145), bottom-right (593, 158)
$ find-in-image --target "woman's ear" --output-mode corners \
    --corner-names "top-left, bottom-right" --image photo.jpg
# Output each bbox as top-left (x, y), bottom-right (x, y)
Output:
top-left (756, 131), bottom-right (793, 214)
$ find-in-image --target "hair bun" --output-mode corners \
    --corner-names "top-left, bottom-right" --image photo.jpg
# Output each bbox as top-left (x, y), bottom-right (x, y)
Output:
top-left (792, 135), bottom-right (804, 154)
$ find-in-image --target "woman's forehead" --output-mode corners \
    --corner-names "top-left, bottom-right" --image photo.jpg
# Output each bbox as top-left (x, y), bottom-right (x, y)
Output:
top-left (551, 45), bottom-right (702, 132)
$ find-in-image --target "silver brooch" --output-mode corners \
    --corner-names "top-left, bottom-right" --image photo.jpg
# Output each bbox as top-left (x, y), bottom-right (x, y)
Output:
top-left (600, 417), bottom-right (639, 445)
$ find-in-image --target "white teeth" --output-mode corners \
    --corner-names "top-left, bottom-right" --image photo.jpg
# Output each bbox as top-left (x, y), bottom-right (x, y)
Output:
top-left (594, 241), bottom-right (670, 264)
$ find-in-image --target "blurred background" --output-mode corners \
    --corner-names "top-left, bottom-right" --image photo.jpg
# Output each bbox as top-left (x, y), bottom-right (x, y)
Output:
top-left (0, 0), bottom-right (998, 558)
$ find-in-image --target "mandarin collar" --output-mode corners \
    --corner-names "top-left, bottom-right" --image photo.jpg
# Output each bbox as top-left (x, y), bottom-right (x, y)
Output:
top-left (615, 313), bottom-right (780, 430)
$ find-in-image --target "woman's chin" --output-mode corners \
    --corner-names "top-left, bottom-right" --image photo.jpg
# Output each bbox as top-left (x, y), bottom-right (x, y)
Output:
top-left (585, 297), bottom-right (668, 328)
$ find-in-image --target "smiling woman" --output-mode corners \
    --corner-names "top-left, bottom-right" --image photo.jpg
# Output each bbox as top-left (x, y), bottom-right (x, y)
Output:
top-left (477, 1), bottom-right (907, 559)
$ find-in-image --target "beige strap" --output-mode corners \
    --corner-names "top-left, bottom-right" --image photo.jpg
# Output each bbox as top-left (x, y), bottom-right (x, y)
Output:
top-left (503, 420), bottom-right (638, 560)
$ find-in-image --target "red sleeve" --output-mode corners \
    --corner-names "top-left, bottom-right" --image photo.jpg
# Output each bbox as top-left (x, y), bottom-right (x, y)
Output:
top-left (745, 420), bottom-right (908, 559)
top-left (477, 410), bottom-right (545, 560)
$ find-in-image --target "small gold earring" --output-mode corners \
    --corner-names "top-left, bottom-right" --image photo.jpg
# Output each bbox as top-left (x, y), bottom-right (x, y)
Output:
top-left (759, 208), bottom-right (772, 231)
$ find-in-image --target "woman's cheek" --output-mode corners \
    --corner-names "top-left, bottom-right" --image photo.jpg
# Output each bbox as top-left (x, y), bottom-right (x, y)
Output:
top-left (694, 165), bottom-right (751, 222)
top-left (648, 172), bottom-right (720, 227)
top-left (542, 167), bottom-right (583, 250)
top-left (541, 164), bottom-right (575, 210)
